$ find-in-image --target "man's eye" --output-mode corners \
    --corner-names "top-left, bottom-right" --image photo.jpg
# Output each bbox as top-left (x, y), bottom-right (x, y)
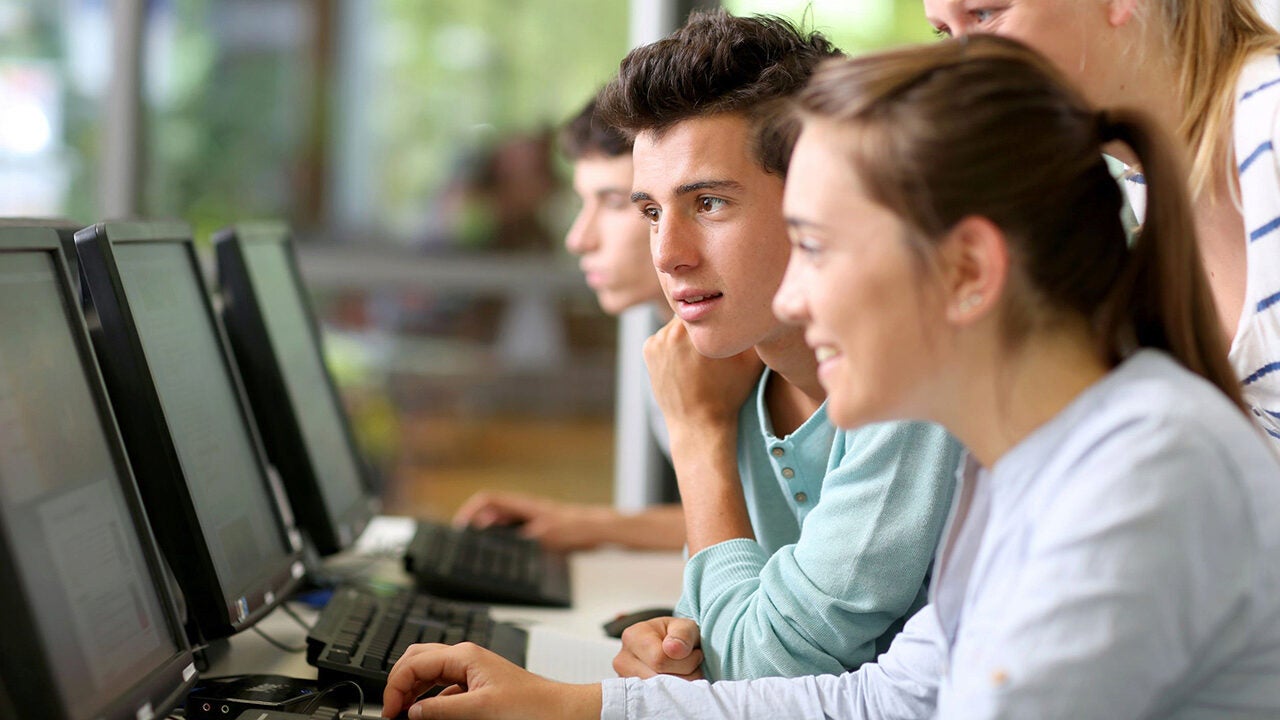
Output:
top-left (640, 206), bottom-right (660, 223)
top-left (699, 197), bottom-right (727, 212)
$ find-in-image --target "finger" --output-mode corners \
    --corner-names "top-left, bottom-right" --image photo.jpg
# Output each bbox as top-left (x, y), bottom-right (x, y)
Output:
top-left (661, 648), bottom-right (705, 678)
top-left (661, 619), bottom-right (702, 660)
top-left (436, 684), bottom-right (465, 697)
top-left (612, 647), bottom-right (657, 679)
top-left (409, 691), bottom-right (487, 720)
top-left (383, 644), bottom-right (472, 717)
top-left (452, 492), bottom-right (497, 526)
top-left (619, 619), bottom-right (669, 670)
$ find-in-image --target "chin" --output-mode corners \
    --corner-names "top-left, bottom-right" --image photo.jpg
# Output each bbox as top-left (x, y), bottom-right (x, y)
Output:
top-left (686, 326), bottom-right (754, 359)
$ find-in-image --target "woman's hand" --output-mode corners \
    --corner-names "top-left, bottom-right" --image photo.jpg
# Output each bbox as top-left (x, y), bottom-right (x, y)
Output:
top-left (382, 642), bottom-right (601, 720)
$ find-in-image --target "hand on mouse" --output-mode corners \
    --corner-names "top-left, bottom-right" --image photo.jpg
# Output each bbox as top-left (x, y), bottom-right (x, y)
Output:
top-left (611, 616), bottom-right (704, 680)
top-left (382, 642), bottom-right (600, 720)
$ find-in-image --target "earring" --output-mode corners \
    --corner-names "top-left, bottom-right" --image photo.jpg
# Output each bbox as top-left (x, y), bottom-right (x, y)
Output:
top-left (958, 294), bottom-right (983, 313)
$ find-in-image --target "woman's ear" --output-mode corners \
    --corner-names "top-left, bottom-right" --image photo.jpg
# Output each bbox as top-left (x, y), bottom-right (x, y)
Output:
top-left (938, 215), bottom-right (1009, 325)
top-left (1107, 0), bottom-right (1140, 28)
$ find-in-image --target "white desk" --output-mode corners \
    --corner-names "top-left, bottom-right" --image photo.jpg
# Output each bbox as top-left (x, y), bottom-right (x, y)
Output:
top-left (208, 547), bottom-right (685, 689)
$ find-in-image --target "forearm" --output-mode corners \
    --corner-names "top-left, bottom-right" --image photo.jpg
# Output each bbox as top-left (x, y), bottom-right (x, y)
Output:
top-left (668, 425), bottom-right (753, 555)
top-left (607, 504), bottom-right (687, 550)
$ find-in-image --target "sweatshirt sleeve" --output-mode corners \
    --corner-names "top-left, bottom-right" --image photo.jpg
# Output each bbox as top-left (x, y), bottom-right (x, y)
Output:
top-left (601, 604), bottom-right (948, 720)
top-left (677, 421), bottom-right (961, 680)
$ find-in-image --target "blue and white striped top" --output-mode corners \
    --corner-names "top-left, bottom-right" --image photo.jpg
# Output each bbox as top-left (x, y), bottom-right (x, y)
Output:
top-left (1123, 52), bottom-right (1280, 446)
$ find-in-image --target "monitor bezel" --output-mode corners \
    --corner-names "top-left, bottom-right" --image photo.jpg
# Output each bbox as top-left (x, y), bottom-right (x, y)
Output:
top-left (74, 220), bottom-right (304, 643)
top-left (214, 222), bottom-right (376, 556)
top-left (0, 226), bottom-right (198, 720)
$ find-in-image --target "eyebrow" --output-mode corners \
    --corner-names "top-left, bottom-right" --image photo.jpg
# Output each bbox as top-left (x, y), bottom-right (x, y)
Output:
top-left (785, 216), bottom-right (823, 230)
top-left (631, 179), bottom-right (744, 204)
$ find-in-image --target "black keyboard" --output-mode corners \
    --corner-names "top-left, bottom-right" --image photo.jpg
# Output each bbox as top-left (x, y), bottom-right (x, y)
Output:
top-left (403, 521), bottom-right (571, 607)
top-left (305, 586), bottom-right (527, 696)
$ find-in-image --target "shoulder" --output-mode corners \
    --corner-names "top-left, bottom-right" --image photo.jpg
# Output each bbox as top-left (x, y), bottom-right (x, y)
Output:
top-left (1032, 353), bottom-right (1280, 543)
top-left (833, 420), bottom-right (959, 460)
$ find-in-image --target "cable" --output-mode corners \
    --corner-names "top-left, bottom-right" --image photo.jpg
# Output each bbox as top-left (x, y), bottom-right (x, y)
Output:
top-left (251, 625), bottom-right (307, 653)
top-left (304, 680), bottom-right (365, 716)
top-left (281, 602), bottom-right (315, 632)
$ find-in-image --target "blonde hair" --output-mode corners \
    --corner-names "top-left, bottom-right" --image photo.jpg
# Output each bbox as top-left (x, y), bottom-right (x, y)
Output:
top-left (1162, 0), bottom-right (1280, 197)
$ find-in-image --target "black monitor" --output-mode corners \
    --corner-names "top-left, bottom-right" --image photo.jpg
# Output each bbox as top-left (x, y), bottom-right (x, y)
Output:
top-left (213, 222), bottom-right (376, 556)
top-left (74, 220), bottom-right (305, 645)
top-left (0, 226), bottom-right (198, 720)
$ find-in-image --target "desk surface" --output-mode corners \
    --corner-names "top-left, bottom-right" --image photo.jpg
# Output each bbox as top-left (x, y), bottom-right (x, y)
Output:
top-left (208, 547), bottom-right (685, 697)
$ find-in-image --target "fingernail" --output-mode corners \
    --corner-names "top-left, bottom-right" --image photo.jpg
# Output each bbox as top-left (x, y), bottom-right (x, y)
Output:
top-left (408, 703), bottom-right (423, 720)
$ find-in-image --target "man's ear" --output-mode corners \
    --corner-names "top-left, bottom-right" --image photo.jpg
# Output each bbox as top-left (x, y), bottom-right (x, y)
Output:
top-left (1107, 0), bottom-right (1140, 28)
top-left (938, 215), bottom-right (1009, 325)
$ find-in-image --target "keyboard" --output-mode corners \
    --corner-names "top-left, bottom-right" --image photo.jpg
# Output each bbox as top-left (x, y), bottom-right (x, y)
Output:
top-left (403, 521), bottom-right (572, 607)
top-left (305, 586), bottom-right (527, 696)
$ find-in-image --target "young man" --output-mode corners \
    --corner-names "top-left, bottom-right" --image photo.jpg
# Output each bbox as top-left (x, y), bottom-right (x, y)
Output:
top-left (451, 96), bottom-right (687, 551)
top-left (592, 10), bottom-right (961, 682)
top-left (466, 10), bottom-right (958, 682)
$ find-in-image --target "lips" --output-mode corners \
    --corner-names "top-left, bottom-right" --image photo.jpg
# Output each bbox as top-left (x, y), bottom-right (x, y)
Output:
top-left (670, 288), bottom-right (724, 322)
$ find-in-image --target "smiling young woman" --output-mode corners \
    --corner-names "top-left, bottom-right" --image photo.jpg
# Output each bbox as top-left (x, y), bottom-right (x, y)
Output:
top-left (380, 34), bottom-right (1280, 720)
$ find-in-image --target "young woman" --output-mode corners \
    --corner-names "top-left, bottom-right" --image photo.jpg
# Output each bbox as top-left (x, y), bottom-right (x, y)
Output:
top-left (923, 0), bottom-right (1280, 445)
top-left (380, 35), bottom-right (1280, 720)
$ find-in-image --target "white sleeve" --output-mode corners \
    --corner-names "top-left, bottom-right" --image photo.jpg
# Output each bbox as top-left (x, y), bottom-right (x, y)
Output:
top-left (599, 605), bottom-right (945, 720)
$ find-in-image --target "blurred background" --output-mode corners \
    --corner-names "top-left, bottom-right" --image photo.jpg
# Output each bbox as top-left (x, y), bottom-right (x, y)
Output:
top-left (6, 0), bottom-right (1238, 520)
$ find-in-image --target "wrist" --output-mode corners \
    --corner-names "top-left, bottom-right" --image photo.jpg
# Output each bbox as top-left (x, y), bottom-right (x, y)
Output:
top-left (555, 683), bottom-right (603, 720)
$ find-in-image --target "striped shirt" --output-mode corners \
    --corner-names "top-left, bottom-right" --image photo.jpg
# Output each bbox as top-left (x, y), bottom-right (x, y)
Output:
top-left (1123, 52), bottom-right (1280, 447)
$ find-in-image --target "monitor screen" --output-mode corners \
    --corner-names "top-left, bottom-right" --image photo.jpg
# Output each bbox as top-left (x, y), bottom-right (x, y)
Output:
top-left (241, 240), bottom-right (366, 526)
top-left (111, 241), bottom-right (293, 599)
top-left (75, 223), bottom-right (302, 641)
top-left (215, 225), bottom-right (373, 556)
top-left (0, 241), bottom-right (194, 720)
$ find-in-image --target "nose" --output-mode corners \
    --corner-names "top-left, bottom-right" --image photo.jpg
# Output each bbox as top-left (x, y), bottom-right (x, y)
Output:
top-left (651, 214), bottom-right (697, 275)
top-left (564, 205), bottom-right (598, 255)
top-left (772, 253), bottom-right (809, 326)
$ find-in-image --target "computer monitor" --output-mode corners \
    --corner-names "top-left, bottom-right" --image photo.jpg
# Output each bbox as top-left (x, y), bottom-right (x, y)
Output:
top-left (0, 226), bottom-right (198, 720)
top-left (74, 220), bottom-right (305, 645)
top-left (213, 222), bottom-right (375, 556)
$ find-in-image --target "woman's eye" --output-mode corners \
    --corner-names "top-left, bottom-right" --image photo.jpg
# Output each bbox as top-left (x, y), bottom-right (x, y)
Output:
top-left (971, 8), bottom-right (996, 23)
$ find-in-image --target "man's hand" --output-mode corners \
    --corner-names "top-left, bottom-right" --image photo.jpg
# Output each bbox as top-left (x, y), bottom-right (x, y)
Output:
top-left (452, 491), bottom-right (615, 551)
top-left (612, 616), bottom-right (705, 681)
top-left (643, 317), bottom-right (764, 436)
top-left (382, 642), bottom-right (600, 720)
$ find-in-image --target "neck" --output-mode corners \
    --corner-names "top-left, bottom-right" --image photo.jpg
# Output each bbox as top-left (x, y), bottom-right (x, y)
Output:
top-left (1098, 44), bottom-right (1185, 170)
top-left (754, 324), bottom-right (825, 436)
top-left (935, 324), bottom-right (1110, 469)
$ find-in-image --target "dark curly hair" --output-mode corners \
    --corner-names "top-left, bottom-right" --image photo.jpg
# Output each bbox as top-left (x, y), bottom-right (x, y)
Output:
top-left (597, 9), bottom-right (840, 176)
top-left (559, 94), bottom-right (631, 160)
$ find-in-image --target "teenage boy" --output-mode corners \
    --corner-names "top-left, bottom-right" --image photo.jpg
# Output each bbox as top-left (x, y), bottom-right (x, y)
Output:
top-left (592, 11), bottom-right (960, 682)
top-left (451, 95), bottom-right (687, 552)
top-left (440, 10), bottom-right (961, 683)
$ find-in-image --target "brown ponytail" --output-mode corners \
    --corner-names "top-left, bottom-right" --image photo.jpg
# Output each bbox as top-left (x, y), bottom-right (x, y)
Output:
top-left (1094, 110), bottom-right (1245, 410)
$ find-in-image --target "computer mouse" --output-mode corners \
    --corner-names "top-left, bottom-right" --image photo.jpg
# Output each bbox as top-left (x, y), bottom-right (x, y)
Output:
top-left (602, 607), bottom-right (677, 638)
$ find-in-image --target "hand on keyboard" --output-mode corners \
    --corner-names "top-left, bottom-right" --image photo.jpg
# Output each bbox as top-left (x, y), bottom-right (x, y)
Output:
top-left (381, 642), bottom-right (600, 720)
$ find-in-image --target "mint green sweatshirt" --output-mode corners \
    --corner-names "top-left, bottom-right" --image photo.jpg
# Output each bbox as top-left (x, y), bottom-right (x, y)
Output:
top-left (675, 369), bottom-right (961, 680)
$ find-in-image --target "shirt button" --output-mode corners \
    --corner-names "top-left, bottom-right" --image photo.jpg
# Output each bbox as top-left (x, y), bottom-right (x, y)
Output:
top-left (794, 491), bottom-right (807, 503)
top-left (781, 467), bottom-right (795, 479)
top-left (771, 447), bottom-right (785, 457)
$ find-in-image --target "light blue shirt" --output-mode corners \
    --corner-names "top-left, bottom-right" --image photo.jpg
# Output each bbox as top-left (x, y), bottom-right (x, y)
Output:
top-left (604, 351), bottom-right (1280, 718)
top-left (676, 369), bottom-right (962, 680)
